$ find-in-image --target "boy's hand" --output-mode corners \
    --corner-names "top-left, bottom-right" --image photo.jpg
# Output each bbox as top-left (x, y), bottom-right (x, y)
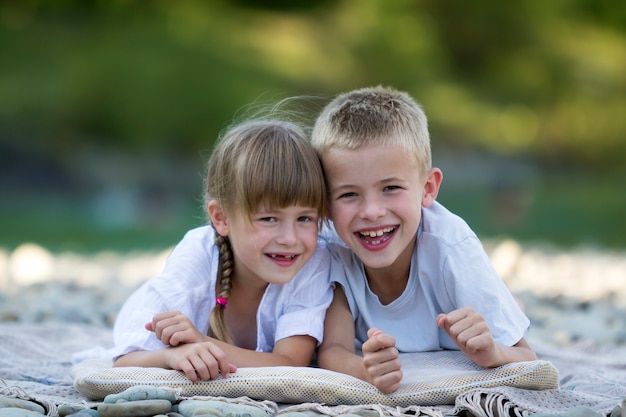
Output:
top-left (147, 311), bottom-right (205, 346)
top-left (436, 307), bottom-right (499, 367)
top-left (164, 342), bottom-right (237, 383)
top-left (361, 328), bottom-right (403, 393)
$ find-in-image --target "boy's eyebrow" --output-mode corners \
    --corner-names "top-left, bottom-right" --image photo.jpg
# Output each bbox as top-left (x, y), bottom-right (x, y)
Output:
top-left (330, 176), bottom-right (409, 191)
top-left (380, 176), bottom-right (408, 184)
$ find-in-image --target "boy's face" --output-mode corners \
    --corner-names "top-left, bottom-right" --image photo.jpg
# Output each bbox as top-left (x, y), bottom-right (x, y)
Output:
top-left (322, 144), bottom-right (434, 272)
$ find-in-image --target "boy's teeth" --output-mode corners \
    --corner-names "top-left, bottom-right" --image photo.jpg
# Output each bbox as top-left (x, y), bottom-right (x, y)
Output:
top-left (360, 227), bottom-right (394, 237)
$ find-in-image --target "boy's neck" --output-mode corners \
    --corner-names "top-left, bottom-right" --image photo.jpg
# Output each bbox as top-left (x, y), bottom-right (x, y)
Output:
top-left (363, 241), bottom-right (414, 305)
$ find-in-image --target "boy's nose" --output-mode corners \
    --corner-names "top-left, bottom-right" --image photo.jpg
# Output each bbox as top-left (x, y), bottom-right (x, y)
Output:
top-left (360, 198), bottom-right (386, 220)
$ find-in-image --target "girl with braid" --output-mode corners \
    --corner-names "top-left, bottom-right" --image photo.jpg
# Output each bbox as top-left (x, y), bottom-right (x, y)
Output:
top-left (109, 118), bottom-right (333, 382)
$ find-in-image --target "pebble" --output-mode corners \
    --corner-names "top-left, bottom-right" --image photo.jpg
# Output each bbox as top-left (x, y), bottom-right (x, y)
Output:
top-left (0, 397), bottom-right (45, 414)
top-left (176, 400), bottom-right (269, 417)
top-left (58, 405), bottom-right (99, 417)
top-left (98, 399), bottom-right (172, 417)
top-left (103, 385), bottom-right (177, 404)
top-left (65, 410), bottom-right (99, 417)
top-left (0, 409), bottom-right (48, 417)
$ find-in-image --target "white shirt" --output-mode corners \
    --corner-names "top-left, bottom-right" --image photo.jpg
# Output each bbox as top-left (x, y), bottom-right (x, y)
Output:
top-left (111, 225), bottom-right (333, 359)
top-left (324, 201), bottom-right (529, 352)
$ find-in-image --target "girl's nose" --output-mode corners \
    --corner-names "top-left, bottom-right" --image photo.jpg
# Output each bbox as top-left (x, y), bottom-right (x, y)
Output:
top-left (277, 223), bottom-right (298, 245)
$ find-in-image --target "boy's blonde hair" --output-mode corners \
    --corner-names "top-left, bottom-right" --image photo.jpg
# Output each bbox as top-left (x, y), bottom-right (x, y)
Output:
top-left (204, 119), bottom-right (327, 343)
top-left (311, 85), bottom-right (432, 177)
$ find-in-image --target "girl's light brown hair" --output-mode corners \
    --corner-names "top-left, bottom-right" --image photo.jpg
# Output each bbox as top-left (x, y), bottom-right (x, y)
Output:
top-left (204, 119), bottom-right (327, 343)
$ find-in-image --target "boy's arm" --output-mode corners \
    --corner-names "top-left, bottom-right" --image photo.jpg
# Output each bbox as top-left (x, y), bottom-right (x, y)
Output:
top-left (436, 307), bottom-right (537, 368)
top-left (317, 286), bottom-right (365, 377)
top-left (317, 286), bottom-right (402, 393)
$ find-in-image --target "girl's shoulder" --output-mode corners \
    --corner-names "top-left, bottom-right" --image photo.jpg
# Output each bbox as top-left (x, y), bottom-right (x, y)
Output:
top-left (155, 225), bottom-right (219, 286)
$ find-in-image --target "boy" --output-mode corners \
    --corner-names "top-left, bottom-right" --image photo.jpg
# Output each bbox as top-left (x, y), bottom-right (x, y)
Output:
top-left (312, 86), bottom-right (536, 394)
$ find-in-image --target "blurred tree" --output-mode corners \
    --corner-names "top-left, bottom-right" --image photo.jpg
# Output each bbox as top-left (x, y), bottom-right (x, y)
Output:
top-left (1, 0), bottom-right (625, 249)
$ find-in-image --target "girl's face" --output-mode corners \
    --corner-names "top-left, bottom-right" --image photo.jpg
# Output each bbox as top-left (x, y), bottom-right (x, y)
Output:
top-left (212, 203), bottom-right (320, 286)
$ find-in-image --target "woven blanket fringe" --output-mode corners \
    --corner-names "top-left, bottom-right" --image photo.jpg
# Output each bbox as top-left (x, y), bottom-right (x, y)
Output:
top-left (278, 402), bottom-right (451, 417)
top-left (454, 390), bottom-right (527, 417)
top-left (1, 378), bottom-right (57, 417)
top-left (185, 395), bottom-right (280, 415)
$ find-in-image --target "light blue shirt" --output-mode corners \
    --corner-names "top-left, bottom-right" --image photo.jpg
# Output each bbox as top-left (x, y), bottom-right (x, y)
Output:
top-left (324, 201), bottom-right (529, 352)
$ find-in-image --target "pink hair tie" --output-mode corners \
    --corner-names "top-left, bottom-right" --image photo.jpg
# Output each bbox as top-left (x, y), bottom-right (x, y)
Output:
top-left (215, 297), bottom-right (228, 309)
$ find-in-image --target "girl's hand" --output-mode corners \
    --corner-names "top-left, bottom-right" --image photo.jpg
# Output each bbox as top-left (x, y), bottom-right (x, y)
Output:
top-left (361, 328), bottom-right (403, 393)
top-left (436, 307), bottom-right (499, 367)
top-left (146, 311), bottom-right (205, 346)
top-left (164, 342), bottom-right (237, 383)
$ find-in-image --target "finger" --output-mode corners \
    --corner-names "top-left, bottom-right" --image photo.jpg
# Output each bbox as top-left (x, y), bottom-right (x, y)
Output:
top-left (465, 333), bottom-right (493, 353)
top-left (179, 360), bottom-right (199, 384)
top-left (363, 333), bottom-right (396, 354)
top-left (367, 328), bottom-right (383, 338)
top-left (205, 344), bottom-right (231, 378)
top-left (364, 351), bottom-right (401, 376)
top-left (372, 369), bottom-right (403, 394)
top-left (159, 322), bottom-right (190, 345)
top-left (198, 351), bottom-right (222, 380)
top-left (436, 314), bottom-right (447, 329)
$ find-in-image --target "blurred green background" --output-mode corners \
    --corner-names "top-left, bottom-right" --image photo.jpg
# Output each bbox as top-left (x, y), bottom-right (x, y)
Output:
top-left (1, 0), bottom-right (625, 253)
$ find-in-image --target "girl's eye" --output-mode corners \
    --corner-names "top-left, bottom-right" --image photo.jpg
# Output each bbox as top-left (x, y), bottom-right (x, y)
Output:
top-left (337, 192), bottom-right (357, 199)
top-left (298, 216), bottom-right (316, 223)
top-left (259, 217), bottom-right (277, 223)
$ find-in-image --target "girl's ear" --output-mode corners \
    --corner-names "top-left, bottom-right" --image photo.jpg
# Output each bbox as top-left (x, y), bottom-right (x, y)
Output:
top-left (421, 168), bottom-right (443, 208)
top-left (207, 201), bottom-right (229, 236)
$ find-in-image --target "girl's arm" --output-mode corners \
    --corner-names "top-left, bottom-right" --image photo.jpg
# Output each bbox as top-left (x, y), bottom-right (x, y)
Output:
top-left (114, 341), bottom-right (236, 383)
top-left (114, 333), bottom-right (316, 383)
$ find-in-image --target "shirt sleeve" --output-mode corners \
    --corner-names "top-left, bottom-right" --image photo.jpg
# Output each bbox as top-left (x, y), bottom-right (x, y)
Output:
top-left (441, 236), bottom-right (530, 347)
top-left (111, 226), bottom-right (218, 359)
top-left (273, 243), bottom-right (333, 346)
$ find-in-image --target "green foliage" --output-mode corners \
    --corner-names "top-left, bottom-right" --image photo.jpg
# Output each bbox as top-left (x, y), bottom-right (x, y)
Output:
top-left (1, 0), bottom-right (625, 169)
top-left (1, 0), bottom-right (625, 249)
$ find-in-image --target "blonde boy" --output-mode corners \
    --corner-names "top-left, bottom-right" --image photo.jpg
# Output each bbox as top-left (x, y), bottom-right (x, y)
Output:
top-left (312, 86), bottom-right (536, 394)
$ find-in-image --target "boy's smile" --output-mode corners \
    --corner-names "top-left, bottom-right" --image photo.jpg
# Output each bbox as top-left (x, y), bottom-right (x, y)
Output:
top-left (357, 226), bottom-right (396, 249)
top-left (322, 144), bottom-right (428, 274)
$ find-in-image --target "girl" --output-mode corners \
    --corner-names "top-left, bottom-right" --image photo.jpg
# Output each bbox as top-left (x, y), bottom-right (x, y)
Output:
top-left (111, 119), bottom-right (332, 383)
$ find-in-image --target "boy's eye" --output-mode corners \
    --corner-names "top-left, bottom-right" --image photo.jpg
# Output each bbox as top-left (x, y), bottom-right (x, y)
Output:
top-left (383, 185), bottom-right (401, 192)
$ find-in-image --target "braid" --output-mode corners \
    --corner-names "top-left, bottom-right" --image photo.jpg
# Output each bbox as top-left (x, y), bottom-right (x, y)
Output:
top-left (208, 233), bottom-right (234, 344)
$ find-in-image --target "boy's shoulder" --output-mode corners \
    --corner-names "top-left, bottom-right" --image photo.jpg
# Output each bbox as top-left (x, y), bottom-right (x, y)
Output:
top-left (421, 201), bottom-right (478, 246)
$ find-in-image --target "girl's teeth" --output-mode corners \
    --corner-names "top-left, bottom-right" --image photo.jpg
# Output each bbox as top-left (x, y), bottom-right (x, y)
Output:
top-left (270, 254), bottom-right (295, 259)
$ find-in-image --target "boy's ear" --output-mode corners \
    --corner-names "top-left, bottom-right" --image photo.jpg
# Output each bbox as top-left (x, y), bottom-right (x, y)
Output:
top-left (421, 168), bottom-right (443, 208)
top-left (207, 200), bottom-right (229, 236)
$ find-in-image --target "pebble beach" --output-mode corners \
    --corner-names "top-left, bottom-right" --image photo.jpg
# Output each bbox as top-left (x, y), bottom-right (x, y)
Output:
top-left (2, 239), bottom-right (626, 417)
top-left (1, 238), bottom-right (626, 348)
